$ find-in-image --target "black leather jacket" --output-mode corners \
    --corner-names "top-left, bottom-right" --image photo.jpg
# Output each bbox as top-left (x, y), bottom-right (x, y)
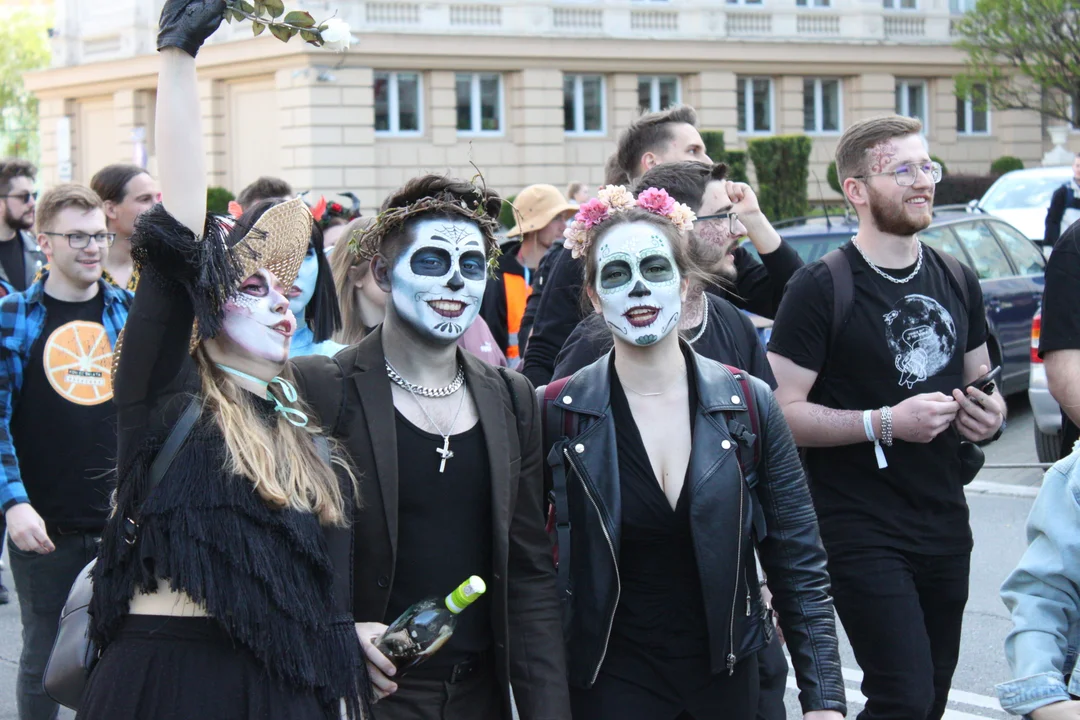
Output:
top-left (540, 347), bottom-right (846, 715)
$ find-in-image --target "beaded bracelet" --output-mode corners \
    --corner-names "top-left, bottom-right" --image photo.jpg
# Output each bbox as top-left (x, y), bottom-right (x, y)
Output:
top-left (880, 405), bottom-right (894, 447)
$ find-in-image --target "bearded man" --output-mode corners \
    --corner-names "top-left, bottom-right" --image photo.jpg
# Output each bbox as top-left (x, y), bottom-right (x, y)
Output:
top-left (0, 160), bottom-right (46, 297)
top-left (766, 115), bottom-right (1005, 720)
top-left (291, 174), bottom-right (570, 720)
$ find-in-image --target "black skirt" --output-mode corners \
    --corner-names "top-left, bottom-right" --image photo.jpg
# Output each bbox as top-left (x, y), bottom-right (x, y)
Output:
top-left (77, 615), bottom-right (330, 720)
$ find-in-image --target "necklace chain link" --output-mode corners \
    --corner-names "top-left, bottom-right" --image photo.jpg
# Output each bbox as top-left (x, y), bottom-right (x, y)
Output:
top-left (385, 360), bottom-right (465, 398)
top-left (851, 236), bottom-right (923, 284)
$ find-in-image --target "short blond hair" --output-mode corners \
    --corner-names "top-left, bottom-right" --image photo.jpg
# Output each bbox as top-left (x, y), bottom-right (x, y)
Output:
top-left (36, 184), bottom-right (104, 234)
top-left (835, 115), bottom-right (924, 184)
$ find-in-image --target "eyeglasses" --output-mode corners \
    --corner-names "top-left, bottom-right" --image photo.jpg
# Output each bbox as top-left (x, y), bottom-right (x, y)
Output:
top-left (853, 161), bottom-right (943, 187)
top-left (695, 211), bottom-right (740, 235)
top-left (42, 232), bottom-right (117, 249)
top-left (2, 191), bottom-right (37, 203)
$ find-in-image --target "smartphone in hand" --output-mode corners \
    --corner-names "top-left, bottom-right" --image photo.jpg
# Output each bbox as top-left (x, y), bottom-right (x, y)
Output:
top-left (964, 366), bottom-right (1002, 396)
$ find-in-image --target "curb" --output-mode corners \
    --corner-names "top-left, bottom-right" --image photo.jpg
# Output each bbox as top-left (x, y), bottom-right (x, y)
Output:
top-left (965, 480), bottom-right (1040, 498)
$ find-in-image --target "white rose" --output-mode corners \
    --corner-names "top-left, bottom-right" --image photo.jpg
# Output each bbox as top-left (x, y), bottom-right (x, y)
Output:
top-left (319, 18), bottom-right (352, 52)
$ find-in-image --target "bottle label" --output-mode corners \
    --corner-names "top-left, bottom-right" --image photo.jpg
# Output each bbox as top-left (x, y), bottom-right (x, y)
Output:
top-left (446, 576), bottom-right (487, 614)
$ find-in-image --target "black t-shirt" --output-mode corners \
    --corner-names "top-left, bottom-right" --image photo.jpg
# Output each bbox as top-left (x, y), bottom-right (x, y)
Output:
top-left (386, 411), bottom-right (494, 667)
top-left (767, 243), bottom-right (987, 554)
top-left (11, 290), bottom-right (117, 530)
top-left (0, 234), bottom-right (26, 292)
top-left (1039, 223), bottom-right (1080, 453)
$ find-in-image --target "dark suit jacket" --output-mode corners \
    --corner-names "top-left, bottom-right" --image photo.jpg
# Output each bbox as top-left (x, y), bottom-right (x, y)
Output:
top-left (291, 329), bottom-right (570, 720)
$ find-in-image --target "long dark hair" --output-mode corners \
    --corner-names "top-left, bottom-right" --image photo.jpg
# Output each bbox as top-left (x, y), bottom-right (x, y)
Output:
top-left (306, 224), bottom-right (342, 342)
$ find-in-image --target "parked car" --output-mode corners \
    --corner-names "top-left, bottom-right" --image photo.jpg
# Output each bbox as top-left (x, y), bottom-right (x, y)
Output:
top-left (971, 166), bottom-right (1073, 243)
top-left (1028, 309), bottom-right (1064, 463)
top-left (748, 211), bottom-right (1046, 396)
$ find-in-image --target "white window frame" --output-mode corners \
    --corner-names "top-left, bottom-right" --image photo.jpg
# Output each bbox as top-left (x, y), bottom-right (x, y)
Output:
top-left (737, 76), bottom-right (774, 136)
top-left (796, 0), bottom-right (831, 8)
top-left (564, 74), bottom-right (607, 136)
top-left (374, 71), bottom-right (424, 137)
top-left (883, 0), bottom-right (918, 8)
top-left (637, 75), bottom-right (681, 113)
top-left (895, 78), bottom-right (929, 131)
top-left (725, 0), bottom-right (763, 5)
top-left (957, 84), bottom-right (991, 136)
top-left (803, 78), bottom-right (842, 135)
top-left (455, 73), bottom-right (504, 137)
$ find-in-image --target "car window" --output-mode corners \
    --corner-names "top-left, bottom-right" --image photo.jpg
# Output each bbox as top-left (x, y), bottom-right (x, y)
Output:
top-left (950, 221), bottom-right (1014, 279)
top-left (919, 226), bottom-right (966, 262)
top-left (989, 221), bottom-right (1045, 276)
top-left (753, 234), bottom-right (848, 264)
top-left (979, 173), bottom-right (1071, 210)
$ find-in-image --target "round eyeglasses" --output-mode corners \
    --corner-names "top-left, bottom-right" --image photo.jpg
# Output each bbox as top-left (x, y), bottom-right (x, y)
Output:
top-left (695, 211), bottom-right (740, 235)
top-left (853, 161), bottom-right (943, 187)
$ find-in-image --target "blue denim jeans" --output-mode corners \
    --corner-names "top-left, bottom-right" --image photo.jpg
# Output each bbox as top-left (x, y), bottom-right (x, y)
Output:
top-left (8, 532), bottom-right (98, 720)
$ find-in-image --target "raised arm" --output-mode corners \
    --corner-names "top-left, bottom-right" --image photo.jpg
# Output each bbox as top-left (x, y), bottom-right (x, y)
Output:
top-left (156, 0), bottom-right (226, 233)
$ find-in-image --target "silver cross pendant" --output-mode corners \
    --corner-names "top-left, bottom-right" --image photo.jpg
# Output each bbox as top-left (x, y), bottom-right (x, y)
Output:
top-left (436, 437), bottom-right (454, 473)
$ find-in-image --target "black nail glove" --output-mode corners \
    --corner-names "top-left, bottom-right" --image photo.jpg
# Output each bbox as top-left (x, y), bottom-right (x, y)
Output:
top-left (157, 0), bottom-right (228, 58)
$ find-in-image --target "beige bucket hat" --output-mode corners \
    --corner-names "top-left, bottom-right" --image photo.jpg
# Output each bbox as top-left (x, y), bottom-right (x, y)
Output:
top-left (507, 184), bottom-right (578, 238)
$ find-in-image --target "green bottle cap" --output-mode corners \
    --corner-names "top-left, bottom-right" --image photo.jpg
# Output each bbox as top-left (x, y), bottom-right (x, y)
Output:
top-left (445, 576), bottom-right (486, 614)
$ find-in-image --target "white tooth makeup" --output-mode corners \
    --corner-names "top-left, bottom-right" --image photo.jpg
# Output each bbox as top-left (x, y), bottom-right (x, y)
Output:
top-left (595, 223), bottom-right (682, 347)
top-left (390, 217), bottom-right (487, 344)
top-left (220, 268), bottom-right (296, 364)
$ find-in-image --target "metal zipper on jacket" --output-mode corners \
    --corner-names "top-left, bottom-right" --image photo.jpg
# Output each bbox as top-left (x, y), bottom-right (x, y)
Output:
top-left (563, 446), bottom-right (621, 686)
top-left (727, 461), bottom-right (746, 676)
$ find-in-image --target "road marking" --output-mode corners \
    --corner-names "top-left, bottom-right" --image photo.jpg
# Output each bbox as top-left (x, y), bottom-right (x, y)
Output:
top-left (966, 480), bottom-right (1040, 498)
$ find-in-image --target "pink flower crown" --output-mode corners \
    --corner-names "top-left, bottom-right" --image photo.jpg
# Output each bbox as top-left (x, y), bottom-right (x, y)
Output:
top-left (563, 185), bottom-right (696, 259)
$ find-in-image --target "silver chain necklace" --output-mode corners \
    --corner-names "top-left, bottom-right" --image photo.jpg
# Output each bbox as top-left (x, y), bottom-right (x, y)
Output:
top-left (851, 236), bottom-right (923, 284)
top-left (385, 360), bottom-right (465, 398)
top-left (623, 367), bottom-right (688, 398)
top-left (686, 292), bottom-right (709, 345)
top-left (400, 380), bottom-right (469, 473)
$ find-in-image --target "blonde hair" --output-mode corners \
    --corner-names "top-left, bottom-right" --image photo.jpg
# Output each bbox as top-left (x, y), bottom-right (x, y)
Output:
top-left (194, 347), bottom-right (355, 525)
top-left (331, 216), bottom-right (375, 346)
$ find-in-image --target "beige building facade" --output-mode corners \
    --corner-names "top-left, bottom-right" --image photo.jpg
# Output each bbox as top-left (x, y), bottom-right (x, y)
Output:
top-left (24, 0), bottom-right (1078, 211)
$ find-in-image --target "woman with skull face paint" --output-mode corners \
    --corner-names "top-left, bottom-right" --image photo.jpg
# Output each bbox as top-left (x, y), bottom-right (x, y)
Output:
top-left (539, 186), bottom-right (845, 720)
top-left (78, 3), bottom-right (373, 719)
top-left (290, 174), bottom-right (570, 720)
top-left (289, 224), bottom-right (346, 358)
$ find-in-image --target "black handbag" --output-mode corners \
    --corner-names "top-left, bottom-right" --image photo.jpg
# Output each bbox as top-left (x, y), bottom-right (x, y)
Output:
top-left (43, 399), bottom-right (201, 710)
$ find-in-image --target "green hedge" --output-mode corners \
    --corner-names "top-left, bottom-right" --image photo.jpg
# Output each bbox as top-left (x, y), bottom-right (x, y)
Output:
top-left (724, 150), bottom-right (749, 184)
top-left (207, 186), bottom-right (235, 215)
top-left (747, 135), bottom-right (812, 220)
top-left (499, 195), bottom-right (518, 230)
top-left (701, 130), bottom-right (725, 165)
top-left (990, 156), bottom-right (1024, 175)
top-left (826, 161), bottom-right (842, 194)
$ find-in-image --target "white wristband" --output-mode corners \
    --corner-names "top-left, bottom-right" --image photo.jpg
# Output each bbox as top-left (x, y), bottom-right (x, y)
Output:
top-left (864, 409), bottom-right (888, 469)
top-left (862, 410), bottom-right (877, 442)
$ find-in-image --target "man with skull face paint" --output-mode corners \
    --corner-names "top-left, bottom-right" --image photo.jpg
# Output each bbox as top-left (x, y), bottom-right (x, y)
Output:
top-left (538, 186), bottom-right (844, 720)
top-left (291, 174), bottom-right (570, 720)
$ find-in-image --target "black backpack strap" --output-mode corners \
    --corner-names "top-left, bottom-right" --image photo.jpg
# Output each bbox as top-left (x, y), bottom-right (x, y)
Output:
top-left (722, 366), bottom-right (767, 542)
top-left (821, 246), bottom-right (854, 355)
top-left (124, 397), bottom-right (201, 543)
top-left (925, 245), bottom-right (970, 311)
top-left (536, 376), bottom-right (576, 592)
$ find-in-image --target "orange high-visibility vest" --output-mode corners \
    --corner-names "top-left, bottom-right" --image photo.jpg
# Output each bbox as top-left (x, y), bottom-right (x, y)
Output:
top-left (504, 272), bottom-right (532, 365)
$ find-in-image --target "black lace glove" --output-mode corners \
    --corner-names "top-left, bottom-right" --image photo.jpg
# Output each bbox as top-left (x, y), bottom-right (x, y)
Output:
top-left (157, 0), bottom-right (228, 58)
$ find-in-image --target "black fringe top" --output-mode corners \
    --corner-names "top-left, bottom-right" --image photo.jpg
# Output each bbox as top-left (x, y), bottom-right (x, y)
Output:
top-left (89, 205), bottom-right (371, 719)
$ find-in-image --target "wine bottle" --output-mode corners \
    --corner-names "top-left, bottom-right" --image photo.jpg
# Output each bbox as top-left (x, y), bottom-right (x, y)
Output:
top-left (375, 576), bottom-right (487, 673)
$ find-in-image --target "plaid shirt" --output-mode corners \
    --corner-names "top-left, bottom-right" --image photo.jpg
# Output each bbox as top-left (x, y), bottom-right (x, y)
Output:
top-left (0, 273), bottom-right (132, 510)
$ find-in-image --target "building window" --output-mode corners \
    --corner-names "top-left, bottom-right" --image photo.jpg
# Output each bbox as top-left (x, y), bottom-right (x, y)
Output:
top-left (374, 71), bottom-right (422, 135)
top-left (456, 73), bottom-right (503, 135)
top-left (895, 79), bottom-right (928, 128)
top-left (796, 0), bottom-right (831, 7)
top-left (737, 77), bottom-right (773, 135)
top-left (637, 76), bottom-right (680, 113)
top-left (564, 74), bottom-right (606, 135)
top-left (803, 78), bottom-right (841, 134)
top-left (883, 0), bottom-right (917, 7)
top-left (726, 0), bottom-right (763, 5)
top-left (949, 0), bottom-right (974, 12)
top-left (956, 83), bottom-right (990, 135)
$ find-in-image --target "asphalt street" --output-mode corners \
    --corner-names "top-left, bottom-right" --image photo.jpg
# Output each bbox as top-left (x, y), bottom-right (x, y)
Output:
top-left (0, 396), bottom-right (1051, 719)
